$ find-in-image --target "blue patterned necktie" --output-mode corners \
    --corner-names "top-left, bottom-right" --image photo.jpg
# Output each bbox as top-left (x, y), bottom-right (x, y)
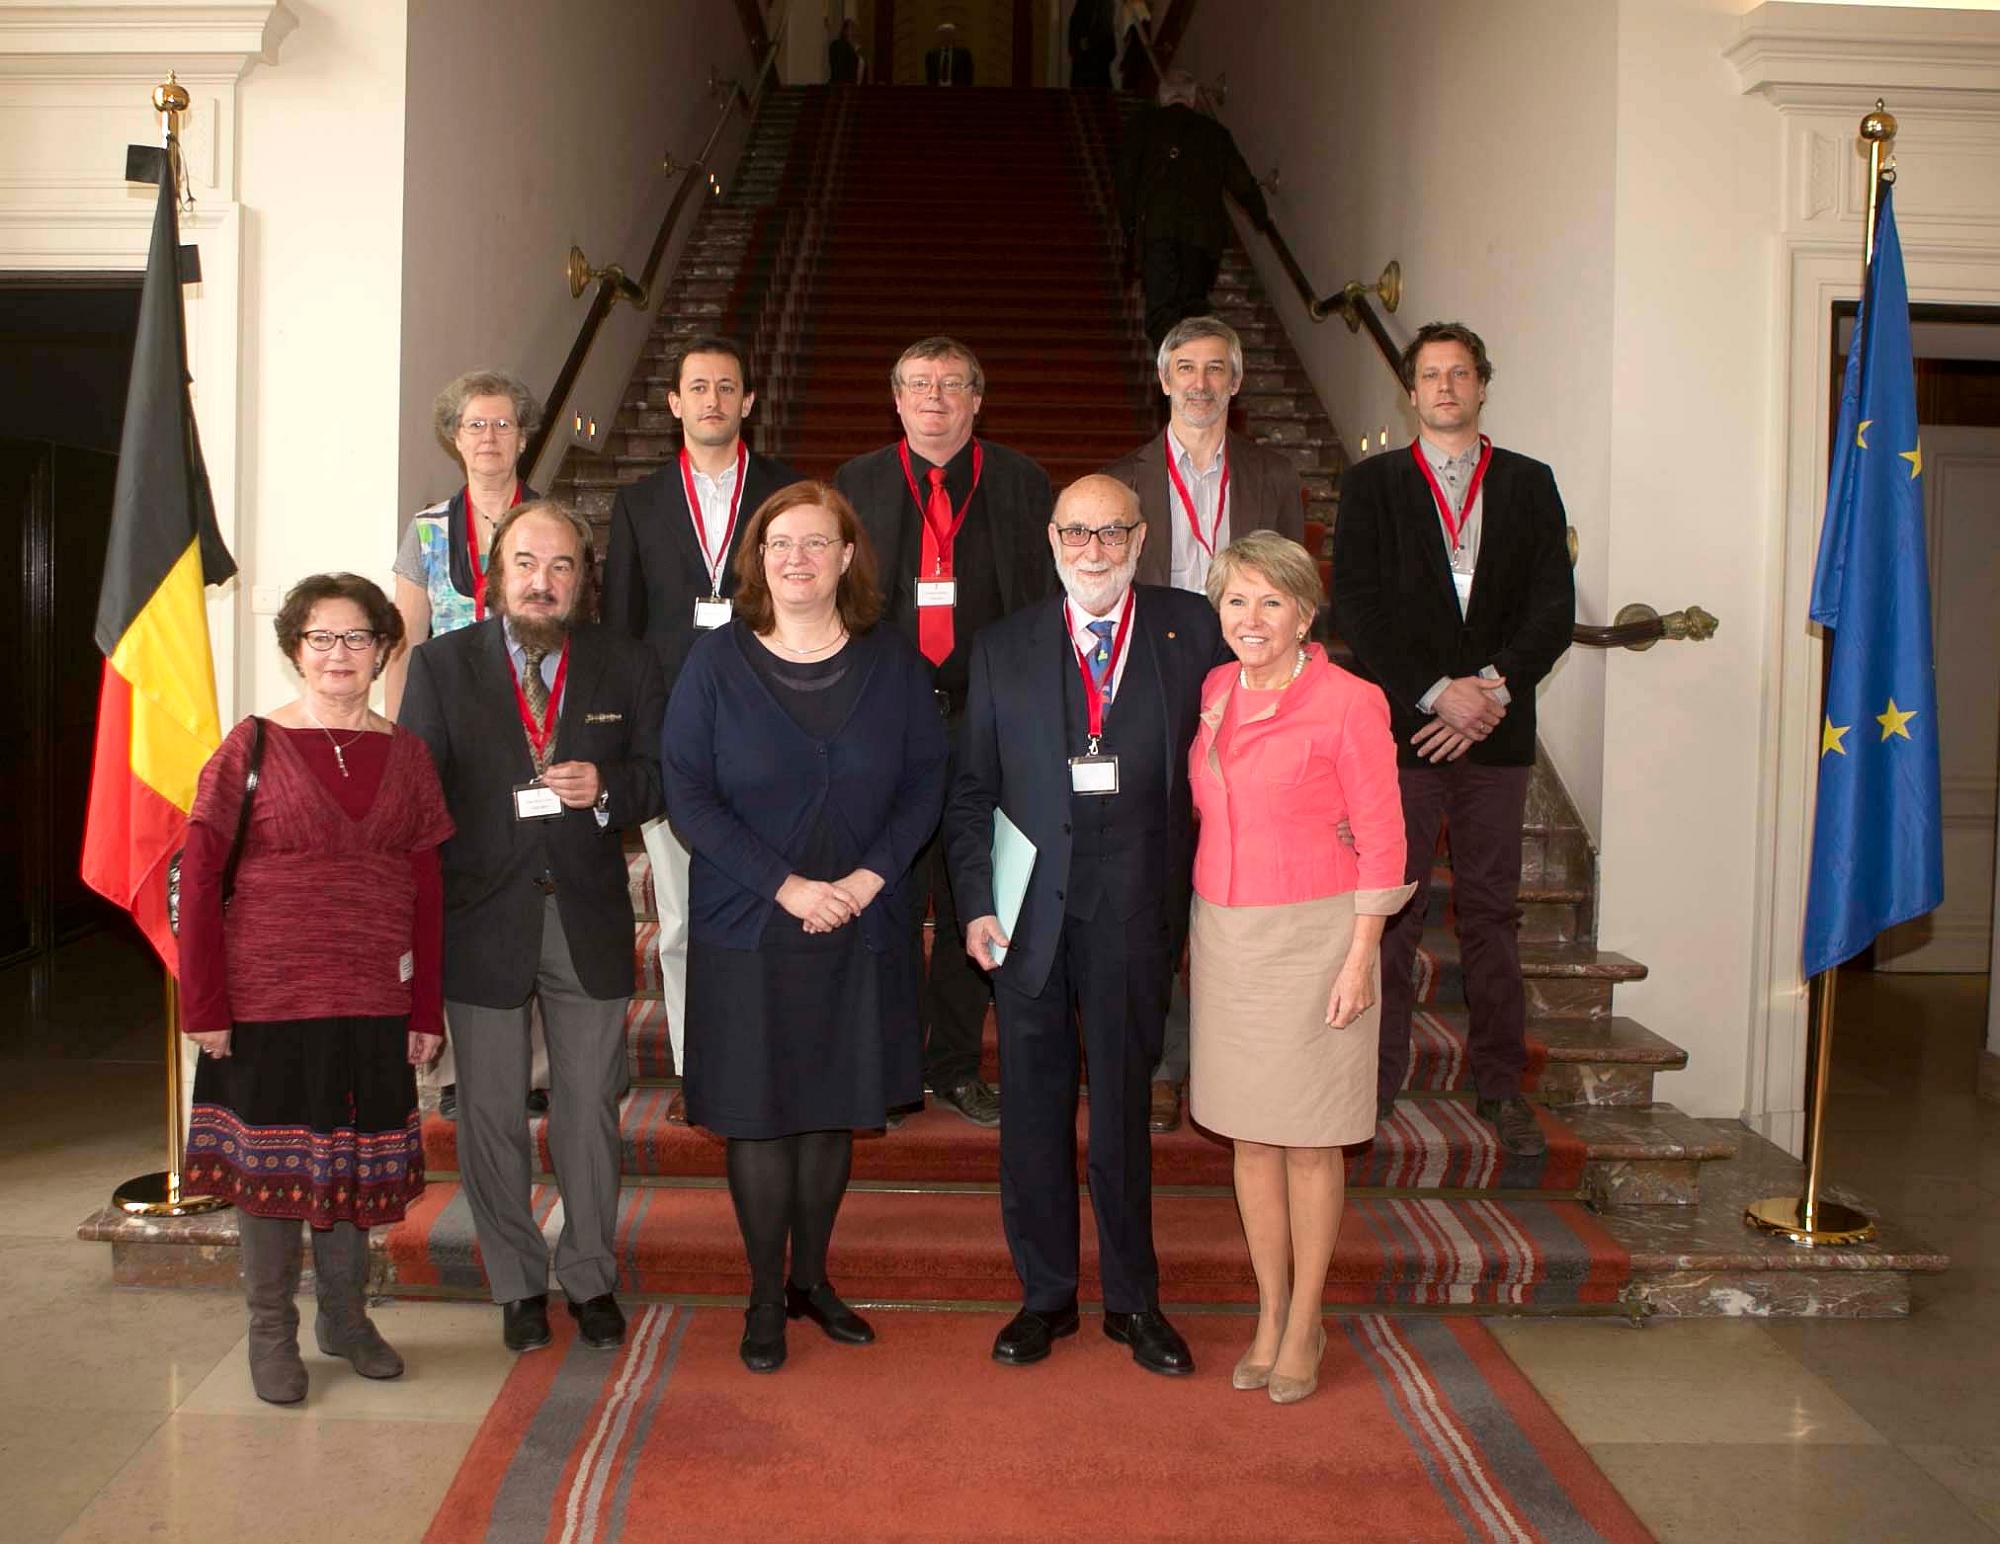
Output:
top-left (1086, 619), bottom-right (1117, 701)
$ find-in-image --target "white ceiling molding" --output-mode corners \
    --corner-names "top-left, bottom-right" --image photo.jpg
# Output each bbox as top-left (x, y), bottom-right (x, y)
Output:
top-left (0, 2), bottom-right (293, 78)
top-left (1727, 2), bottom-right (2000, 115)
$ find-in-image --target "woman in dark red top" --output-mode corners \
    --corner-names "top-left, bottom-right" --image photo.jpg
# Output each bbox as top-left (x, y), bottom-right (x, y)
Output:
top-left (179, 573), bottom-right (452, 1406)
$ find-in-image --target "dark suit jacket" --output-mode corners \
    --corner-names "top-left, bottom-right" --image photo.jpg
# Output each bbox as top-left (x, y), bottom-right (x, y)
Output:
top-left (1102, 428), bottom-right (1305, 587)
top-left (600, 448), bottom-right (802, 692)
top-left (660, 622), bottom-right (948, 952)
top-left (1330, 443), bottom-right (1574, 767)
top-left (399, 618), bottom-right (666, 1006)
top-left (924, 44), bottom-right (973, 84)
top-left (944, 586), bottom-right (1224, 998)
top-left (832, 438), bottom-right (1057, 665)
top-left (1116, 102), bottom-right (1270, 255)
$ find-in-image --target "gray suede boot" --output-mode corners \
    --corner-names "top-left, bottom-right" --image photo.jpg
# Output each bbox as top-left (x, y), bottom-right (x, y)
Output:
top-left (237, 1212), bottom-right (308, 1405)
top-left (312, 1221), bottom-right (404, 1379)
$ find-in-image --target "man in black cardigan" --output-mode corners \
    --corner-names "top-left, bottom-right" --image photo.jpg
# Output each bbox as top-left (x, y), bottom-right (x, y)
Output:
top-left (1331, 322), bottom-right (1575, 1157)
top-left (834, 337), bottom-right (1056, 1129)
top-left (602, 336), bottom-right (799, 1120)
top-left (402, 501), bottom-right (666, 1352)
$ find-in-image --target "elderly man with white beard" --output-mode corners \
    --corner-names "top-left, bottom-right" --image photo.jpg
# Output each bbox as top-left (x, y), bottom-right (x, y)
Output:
top-left (944, 475), bottom-right (1227, 1376)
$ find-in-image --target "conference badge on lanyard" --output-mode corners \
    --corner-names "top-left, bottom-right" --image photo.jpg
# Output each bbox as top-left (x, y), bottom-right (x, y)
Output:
top-left (684, 444), bottom-right (747, 629)
top-left (1069, 591), bottom-right (1133, 797)
top-left (510, 644), bottom-right (569, 821)
top-left (901, 440), bottom-right (984, 611)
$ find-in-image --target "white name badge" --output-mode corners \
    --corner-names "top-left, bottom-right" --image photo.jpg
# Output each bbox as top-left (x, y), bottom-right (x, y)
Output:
top-left (513, 781), bottom-right (563, 821)
top-left (1451, 569), bottom-right (1475, 613)
top-left (1069, 754), bottom-right (1120, 796)
top-left (398, 950), bottom-right (414, 983)
top-left (916, 577), bottom-right (958, 609)
top-left (692, 595), bottom-right (733, 630)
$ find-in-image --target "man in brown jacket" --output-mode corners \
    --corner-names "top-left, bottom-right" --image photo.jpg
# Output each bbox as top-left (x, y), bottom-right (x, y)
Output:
top-left (1102, 313), bottom-right (1304, 1130)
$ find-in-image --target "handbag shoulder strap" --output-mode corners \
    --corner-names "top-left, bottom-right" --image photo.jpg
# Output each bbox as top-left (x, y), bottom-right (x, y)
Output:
top-left (219, 716), bottom-right (267, 905)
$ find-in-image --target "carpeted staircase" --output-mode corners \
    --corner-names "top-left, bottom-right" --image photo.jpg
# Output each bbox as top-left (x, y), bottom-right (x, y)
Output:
top-left (81, 85), bottom-right (1946, 1318)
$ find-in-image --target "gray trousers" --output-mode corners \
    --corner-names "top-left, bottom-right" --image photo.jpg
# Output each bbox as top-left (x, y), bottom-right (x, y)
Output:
top-left (446, 896), bottom-right (629, 1304)
top-left (1149, 975), bottom-right (1192, 1085)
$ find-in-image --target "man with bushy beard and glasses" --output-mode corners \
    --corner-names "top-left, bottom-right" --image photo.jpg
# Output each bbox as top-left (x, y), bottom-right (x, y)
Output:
top-left (1103, 314), bottom-right (1304, 1132)
top-left (944, 475), bottom-right (1226, 1378)
top-left (400, 500), bottom-right (665, 1356)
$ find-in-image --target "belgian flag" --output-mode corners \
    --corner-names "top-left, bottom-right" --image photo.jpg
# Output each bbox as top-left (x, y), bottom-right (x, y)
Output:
top-left (80, 143), bottom-right (238, 972)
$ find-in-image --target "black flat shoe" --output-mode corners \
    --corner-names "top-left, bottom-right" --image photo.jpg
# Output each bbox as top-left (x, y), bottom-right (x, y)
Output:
top-left (991, 1304), bottom-right (1080, 1365)
top-left (566, 1292), bottom-right (626, 1349)
top-left (1476, 1095), bottom-right (1549, 1157)
top-left (438, 1083), bottom-right (458, 1122)
top-left (740, 1302), bottom-right (787, 1373)
top-left (932, 1077), bottom-right (1001, 1128)
top-left (501, 1293), bottom-right (551, 1352)
top-left (786, 1281), bottom-right (875, 1344)
top-left (1102, 1309), bottom-right (1195, 1376)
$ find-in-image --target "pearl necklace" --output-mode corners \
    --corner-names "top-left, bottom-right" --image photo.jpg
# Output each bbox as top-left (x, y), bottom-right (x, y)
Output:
top-left (302, 700), bottom-right (368, 778)
top-left (1240, 647), bottom-right (1308, 693)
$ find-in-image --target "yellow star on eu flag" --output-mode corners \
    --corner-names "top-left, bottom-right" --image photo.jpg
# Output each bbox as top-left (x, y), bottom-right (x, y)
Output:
top-left (1821, 717), bottom-right (1850, 756)
top-left (1900, 441), bottom-right (1922, 479)
top-left (1855, 419), bottom-right (1872, 449)
top-left (1877, 698), bottom-right (1918, 741)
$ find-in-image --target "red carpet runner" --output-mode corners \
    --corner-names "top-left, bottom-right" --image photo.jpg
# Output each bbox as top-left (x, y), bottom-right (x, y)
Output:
top-left (423, 1307), bottom-right (1651, 1543)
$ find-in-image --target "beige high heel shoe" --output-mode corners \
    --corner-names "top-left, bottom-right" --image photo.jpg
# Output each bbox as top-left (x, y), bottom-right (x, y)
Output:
top-left (1267, 1324), bottom-right (1326, 1405)
top-left (1231, 1350), bottom-right (1273, 1390)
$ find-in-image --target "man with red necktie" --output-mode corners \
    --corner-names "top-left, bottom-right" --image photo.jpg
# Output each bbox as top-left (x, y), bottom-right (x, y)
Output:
top-left (834, 337), bottom-right (1056, 1128)
top-left (1103, 314), bottom-right (1304, 1132)
top-left (602, 336), bottom-right (800, 1121)
top-left (1330, 322), bottom-right (1574, 1158)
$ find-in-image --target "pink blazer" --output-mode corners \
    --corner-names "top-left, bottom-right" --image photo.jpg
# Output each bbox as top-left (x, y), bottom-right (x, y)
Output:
top-left (1190, 646), bottom-right (1414, 913)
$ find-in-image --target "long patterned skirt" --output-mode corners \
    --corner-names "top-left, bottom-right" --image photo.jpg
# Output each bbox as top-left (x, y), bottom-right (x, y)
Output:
top-left (183, 1014), bottom-right (424, 1225)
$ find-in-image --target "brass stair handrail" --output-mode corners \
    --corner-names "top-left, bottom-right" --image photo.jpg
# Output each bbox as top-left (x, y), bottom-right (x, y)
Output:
top-left (523, 28), bottom-right (784, 476)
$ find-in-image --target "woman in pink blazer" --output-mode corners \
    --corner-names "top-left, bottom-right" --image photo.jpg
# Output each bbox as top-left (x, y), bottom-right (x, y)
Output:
top-left (1188, 531), bottom-right (1412, 1404)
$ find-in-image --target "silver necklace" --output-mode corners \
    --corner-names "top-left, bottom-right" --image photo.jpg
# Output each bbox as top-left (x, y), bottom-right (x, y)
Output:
top-left (302, 700), bottom-right (367, 778)
top-left (771, 623), bottom-right (847, 657)
top-left (1240, 647), bottom-right (1308, 692)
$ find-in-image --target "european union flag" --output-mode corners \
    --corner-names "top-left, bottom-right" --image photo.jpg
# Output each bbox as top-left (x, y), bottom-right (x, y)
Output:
top-left (1802, 186), bottom-right (1942, 979)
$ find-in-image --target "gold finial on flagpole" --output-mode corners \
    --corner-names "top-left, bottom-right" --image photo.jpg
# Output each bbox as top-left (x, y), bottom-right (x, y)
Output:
top-left (1860, 100), bottom-right (1897, 275)
top-left (152, 73), bottom-right (194, 212)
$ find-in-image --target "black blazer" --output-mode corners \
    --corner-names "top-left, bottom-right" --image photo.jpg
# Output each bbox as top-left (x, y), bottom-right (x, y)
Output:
top-left (1330, 442), bottom-right (1574, 768)
top-left (600, 448), bottom-right (802, 691)
top-left (399, 618), bottom-right (666, 1006)
top-left (1116, 103), bottom-right (1271, 255)
top-left (832, 438), bottom-right (1057, 650)
top-left (943, 586), bottom-right (1224, 999)
top-left (1102, 428), bottom-right (1305, 587)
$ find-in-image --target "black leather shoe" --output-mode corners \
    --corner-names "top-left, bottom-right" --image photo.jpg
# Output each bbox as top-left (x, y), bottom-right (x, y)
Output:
top-left (526, 1088), bottom-right (550, 1115)
top-left (933, 1077), bottom-right (1001, 1128)
top-left (1103, 1309), bottom-right (1195, 1376)
top-left (438, 1083), bottom-right (458, 1122)
top-left (740, 1302), bottom-right (787, 1373)
top-left (501, 1294), bottom-right (551, 1352)
top-left (1477, 1095), bottom-right (1549, 1158)
top-left (786, 1281), bottom-right (875, 1344)
top-left (566, 1292), bottom-right (626, 1349)
top-left (991, 1304), bottom-right (1079, 1365)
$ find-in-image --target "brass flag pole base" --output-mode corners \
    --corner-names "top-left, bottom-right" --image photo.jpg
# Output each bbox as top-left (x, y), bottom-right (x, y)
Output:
top-left (114, 1172), bottom-right (230, 1219)
top-left (1745, 1195), bottom-right (1876, 1247)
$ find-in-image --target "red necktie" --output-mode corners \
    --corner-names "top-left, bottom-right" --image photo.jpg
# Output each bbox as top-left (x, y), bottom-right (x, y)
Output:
top-left (918, 466), bottom-right (954, 666)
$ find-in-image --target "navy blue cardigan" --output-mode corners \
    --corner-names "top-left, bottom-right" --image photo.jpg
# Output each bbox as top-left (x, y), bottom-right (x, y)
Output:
top-left (661, 620), bottom-right (949, 951)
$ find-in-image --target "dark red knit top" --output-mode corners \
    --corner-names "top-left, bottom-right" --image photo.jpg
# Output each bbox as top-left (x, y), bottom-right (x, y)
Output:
top-left (179, 719), bottom-right (453, 1033)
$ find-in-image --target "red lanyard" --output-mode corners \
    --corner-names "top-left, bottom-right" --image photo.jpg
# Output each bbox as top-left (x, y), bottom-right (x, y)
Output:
top-left (1409, 437), bottom-right (1491, 553)
top-left (465, 480), bottom-right (523, 620)
top-left (1163, 431), bottom-right (1230, 557)
top-left (679, 442), bottom-right (748, 596)
top-left (509, 642), bottom-right (570, 765)
top-left (899, 440), bottom-right (985, 575)
top-left (1070, 589), bottom-right (1135, 744)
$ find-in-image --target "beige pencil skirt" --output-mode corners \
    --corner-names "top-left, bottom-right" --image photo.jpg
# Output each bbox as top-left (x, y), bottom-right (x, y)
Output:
top-left (1188, 891), bottom-right (1379, 1148)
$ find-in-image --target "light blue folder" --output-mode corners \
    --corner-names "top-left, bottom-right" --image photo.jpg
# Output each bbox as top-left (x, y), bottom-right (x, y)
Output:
top-left (989, 809), bottom-right (1036, 967)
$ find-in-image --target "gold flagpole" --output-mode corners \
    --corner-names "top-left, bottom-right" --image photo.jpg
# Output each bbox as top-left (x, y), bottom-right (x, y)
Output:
top-left (111, 74), bottom-right (228, 1220)
top-left (1745, 102), bottom-right (1896, 1248)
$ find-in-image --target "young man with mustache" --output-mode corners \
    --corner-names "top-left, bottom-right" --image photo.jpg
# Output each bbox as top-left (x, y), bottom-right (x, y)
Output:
top-left (944, 475), bottom-right (1226, 1376)
top-left (1102, 314), bottom-right (1304, 1131)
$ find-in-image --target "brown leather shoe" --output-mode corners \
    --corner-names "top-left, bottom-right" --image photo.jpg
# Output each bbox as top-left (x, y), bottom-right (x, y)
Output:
top-left (1147, 1080), bottom-right (1182, 1134)
top-left (667, 1088), bottom-right (688, 1125)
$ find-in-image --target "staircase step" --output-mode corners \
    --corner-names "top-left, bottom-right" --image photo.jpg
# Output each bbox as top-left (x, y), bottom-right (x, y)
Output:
top-left (1414, 934), bottom-right (1646, 1019)
top-left (1405, 1010), bottom-right (1688, 1107)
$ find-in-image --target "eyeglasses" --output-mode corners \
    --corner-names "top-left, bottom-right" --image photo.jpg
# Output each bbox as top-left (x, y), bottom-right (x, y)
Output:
top-left (898, 375), bottom-right (973, 398)
top-left (301, 629), bottom-right (381, 652)
top-left (762, 536), bottom-right (843, 556)
top-left (1054, 523), bottom-right (1138, 549)
top-left (459, 417), bottom-right (518, 436)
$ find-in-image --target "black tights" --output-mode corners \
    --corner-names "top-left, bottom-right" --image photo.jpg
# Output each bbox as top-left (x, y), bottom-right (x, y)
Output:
top-left (724, 1130), bottom-right (854, 1304)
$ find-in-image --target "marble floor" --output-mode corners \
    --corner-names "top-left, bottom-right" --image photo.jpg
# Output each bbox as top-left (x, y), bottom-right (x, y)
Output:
top-left (2, 943), bottom-right (1995, 1542)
